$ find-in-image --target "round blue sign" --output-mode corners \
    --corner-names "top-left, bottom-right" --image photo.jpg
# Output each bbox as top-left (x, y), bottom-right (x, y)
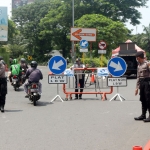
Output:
top-left (107, 57), bottom-right (127, 77)
top-left (80, 40), bottom-right (88, 49)
top-left (48, 56), bottom-right (67, 74)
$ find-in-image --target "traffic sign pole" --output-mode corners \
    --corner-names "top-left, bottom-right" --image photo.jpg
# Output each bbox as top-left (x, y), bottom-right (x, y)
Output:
top-left (51, 84), bottom-right (64, 103)
top-left (109, 86), bottom-right (125, 102)
top-left (107, 57), bottom-right (127, 102)
top-left (98, 40), bottom-right (107, 67)
top-left (82, 53), bottom-right (84, 64)
top-left (48, 56), bottom-right (67, 102)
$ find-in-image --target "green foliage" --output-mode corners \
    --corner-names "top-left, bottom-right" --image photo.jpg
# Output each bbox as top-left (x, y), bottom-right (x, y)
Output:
top-left (10, 0), bottom-right (149, 62)
top-left (0, 47), bottom-right (9, 65)
top-left (75, 14), bottom-right (129, 57)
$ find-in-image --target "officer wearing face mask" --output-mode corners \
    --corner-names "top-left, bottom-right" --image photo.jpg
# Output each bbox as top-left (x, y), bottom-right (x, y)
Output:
top-left (134, 51), bottom-right (150, 122)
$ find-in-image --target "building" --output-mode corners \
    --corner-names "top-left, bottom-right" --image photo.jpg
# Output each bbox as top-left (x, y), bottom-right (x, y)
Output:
top-left (12, 0), bottom-right (34, 9)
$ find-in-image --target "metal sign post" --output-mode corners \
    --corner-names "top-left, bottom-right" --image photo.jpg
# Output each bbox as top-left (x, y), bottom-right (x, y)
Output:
top-left (98, 40), bottom-right (107, 67)
top-left (51, 84), bottom-right (64, 102)
top-left (107, 57), bottom-right (127, 102)
top-left (107, 77), bottom-right (127, 101)
top-left (48, 56), bottom-right (67, 102)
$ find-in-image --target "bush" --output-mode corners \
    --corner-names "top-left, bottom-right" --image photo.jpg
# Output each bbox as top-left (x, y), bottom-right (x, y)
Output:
top-left (0, 47), bottom-right (9, 66)
top-left (81, 56), bottom-right (108, 67)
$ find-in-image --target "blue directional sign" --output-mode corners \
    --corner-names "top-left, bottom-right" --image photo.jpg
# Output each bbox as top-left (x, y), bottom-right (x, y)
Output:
top-left (80, 40), bottom-right (88, 49)
top-left (48, 56), bottom-right (67, 74)
top-left (107, 57), bottom-right (127, 77)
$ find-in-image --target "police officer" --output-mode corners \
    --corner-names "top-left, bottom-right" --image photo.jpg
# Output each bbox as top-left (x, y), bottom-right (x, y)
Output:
top-left (0, 61), bottom-right (7, 112)
top-left (134, 51), bottom-right (150, 122)
top-left (70, 58), bottom-right (87, 99)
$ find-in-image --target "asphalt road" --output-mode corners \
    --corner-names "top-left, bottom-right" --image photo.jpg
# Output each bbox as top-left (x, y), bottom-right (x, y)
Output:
top-left (0, 66), bottom-right (149, 150)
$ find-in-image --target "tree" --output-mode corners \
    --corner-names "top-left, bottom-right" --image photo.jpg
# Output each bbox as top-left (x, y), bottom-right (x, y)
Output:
top-left (12, 1), bottom-right (60, 60)
top-left (62, 0), bottom-right (148, 25)
top-left (142, 24), bottom-right (150, 53)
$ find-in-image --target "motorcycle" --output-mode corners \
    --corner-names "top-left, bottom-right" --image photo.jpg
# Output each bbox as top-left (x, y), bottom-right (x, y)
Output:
top-left (21, 71), bottom-right (26, 84)
top-left (27, 83), bottom-right (41, 106)
top-left (12, 75), bottom-right (21, 91)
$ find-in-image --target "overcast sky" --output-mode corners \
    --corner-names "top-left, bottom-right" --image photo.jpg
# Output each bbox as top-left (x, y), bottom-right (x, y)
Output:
top-left (0, 0), bottom-right (150, 35)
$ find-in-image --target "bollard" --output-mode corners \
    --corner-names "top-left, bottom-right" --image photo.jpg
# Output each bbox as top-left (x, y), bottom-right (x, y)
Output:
top-left (133, 146), bottom-right (143, 150)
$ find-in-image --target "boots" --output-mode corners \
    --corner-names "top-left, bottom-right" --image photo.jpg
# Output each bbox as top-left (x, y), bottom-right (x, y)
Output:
top-left (0, 105), bottom-right (4, 113)
top-left (134, 105), bottom-right (147, 120)
top-left (143, 106), bottom-right (150, 122)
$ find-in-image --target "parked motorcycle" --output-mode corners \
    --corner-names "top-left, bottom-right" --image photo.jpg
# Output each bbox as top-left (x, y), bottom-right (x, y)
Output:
top-left (12, 75), bottom-right (21, 91)
top-left (27, 83), bottom-right (41, 106)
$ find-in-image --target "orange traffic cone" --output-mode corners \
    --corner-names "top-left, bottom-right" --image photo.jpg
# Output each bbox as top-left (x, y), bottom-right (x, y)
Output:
top-left (132, 146), bottom-right (142, 150)
top-left (90, 73), bottom-right (95, 83)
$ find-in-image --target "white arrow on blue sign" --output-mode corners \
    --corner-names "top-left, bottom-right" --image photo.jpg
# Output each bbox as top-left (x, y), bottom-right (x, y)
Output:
top-left (80, 40), bottom-right (88, 49)
top-left (48, 56), bottom-right (67, 74)
top-left (107, 57), bottom-right (127, 77)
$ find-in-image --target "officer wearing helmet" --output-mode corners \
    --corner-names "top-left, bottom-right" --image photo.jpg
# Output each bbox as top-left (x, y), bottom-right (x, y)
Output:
top-left (20, 58), bottom-right (28, 72)
top-left (24, 61), bottom-right (43, 98)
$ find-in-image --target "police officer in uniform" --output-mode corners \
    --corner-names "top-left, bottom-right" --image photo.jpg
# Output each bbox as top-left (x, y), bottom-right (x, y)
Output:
top-left (134, 51), bottom-right (150, 122)
top-left (0, 61), bottom-right (7, 112)
top-left (70, 58), bottom-right (87, 99)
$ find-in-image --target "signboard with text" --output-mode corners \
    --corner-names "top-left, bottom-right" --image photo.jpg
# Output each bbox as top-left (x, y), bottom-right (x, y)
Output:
top-left (48, 75), bottom-right (67, 84)
top-left (71, 28), bottom-right (96, 41)
top-left (107, 77), bottom-right (127, 87)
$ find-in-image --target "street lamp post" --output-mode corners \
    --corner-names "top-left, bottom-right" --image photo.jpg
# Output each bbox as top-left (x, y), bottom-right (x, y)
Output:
top-left (72, 0), bottom-right (75, 63)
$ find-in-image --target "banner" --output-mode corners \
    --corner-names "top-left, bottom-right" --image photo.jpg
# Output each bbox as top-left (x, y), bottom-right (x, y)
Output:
top-left (0, 7), bottom-right (8, 41)
top-left (97, 67), bottom-right (109, 76)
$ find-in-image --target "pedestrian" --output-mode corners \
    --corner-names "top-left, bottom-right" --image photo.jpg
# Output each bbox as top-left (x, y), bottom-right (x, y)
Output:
top-left (134, 51), bottom-right (150, 122)
top-left (0, 61), bottom-right (7, 112)
top-left (70, 58), bottom-right (87, 99)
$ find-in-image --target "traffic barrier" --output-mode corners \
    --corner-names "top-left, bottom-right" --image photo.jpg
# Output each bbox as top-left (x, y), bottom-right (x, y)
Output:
top-left (133, 146), bottom-right (142, 150)
top-left (63, 68), bottom-right (113, 101)
top-left (132, 140), bottom-right (150, 150)
top-left (144, 140), bottom-right (150, 150)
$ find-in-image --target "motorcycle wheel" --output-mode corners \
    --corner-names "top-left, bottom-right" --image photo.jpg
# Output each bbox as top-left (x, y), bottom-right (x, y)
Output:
top-left (33, 96), bottom-right (36, 106)
top-left (14, 85), bottom-right (17, 91)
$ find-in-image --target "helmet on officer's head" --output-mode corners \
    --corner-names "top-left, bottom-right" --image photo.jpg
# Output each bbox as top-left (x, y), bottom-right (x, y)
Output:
top-left (0, 56), bottom-right (3, 61)
top-left (12, 59), bottom-right (18, 64)
top-left (1, 60), bottom-right (5, 65)
top-left (0, 61), bottom-right (3, 67)
top-left (20, 58), bottom-right (26, 63)
top-left (30, 61), bottom-right (38, 68)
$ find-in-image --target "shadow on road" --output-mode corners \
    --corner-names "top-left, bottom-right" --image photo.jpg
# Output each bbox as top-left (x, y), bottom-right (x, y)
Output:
top-left (28, 101), bottom-right (53, 107)
top-left (5, 110), bottom-right (23, 112)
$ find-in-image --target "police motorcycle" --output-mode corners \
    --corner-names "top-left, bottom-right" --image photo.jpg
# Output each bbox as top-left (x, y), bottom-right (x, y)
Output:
top-left (27, 82), bottom-right (41, 106)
